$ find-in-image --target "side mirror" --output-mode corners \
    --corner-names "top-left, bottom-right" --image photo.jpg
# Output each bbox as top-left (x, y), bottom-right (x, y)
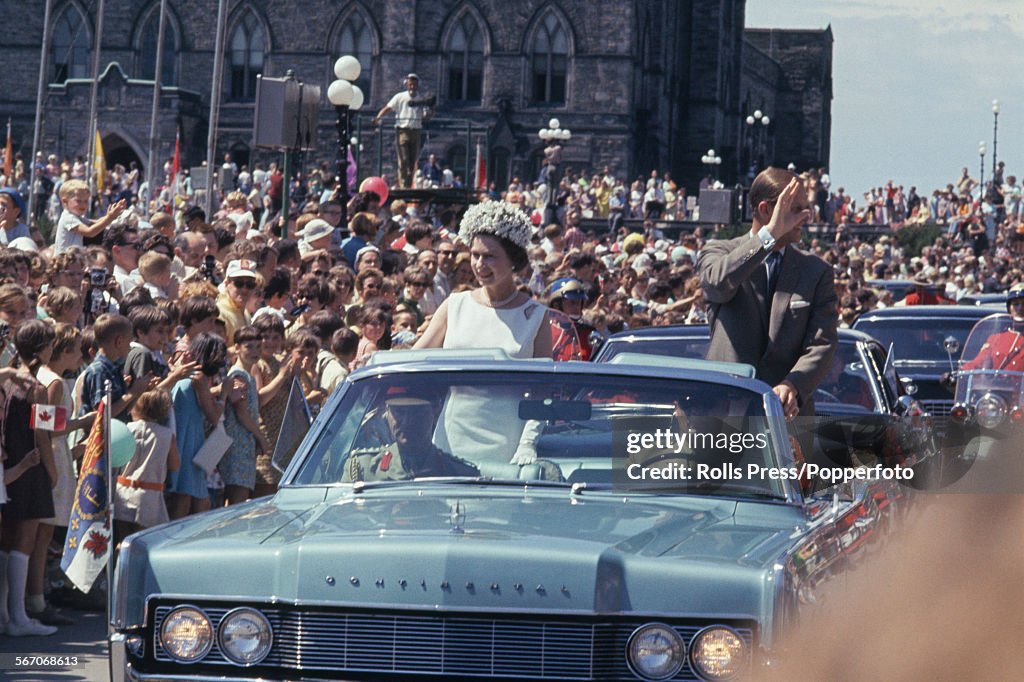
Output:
top-left (943, 336), bottom-right (961, 355)
top-left (900, 376), bottom-right (918, 396)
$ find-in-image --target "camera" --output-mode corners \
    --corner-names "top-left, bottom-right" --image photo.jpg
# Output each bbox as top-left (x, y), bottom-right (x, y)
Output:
top-left (0, 320), bottom-right (8, 343)
top-left (89, 267), bottom-right (108, 287)
top-left (201, 255), bottom-right (217, 281)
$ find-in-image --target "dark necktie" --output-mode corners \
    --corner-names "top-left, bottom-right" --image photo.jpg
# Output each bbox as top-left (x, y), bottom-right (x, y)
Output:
top-left (765, 251), bottom-right (782, 304)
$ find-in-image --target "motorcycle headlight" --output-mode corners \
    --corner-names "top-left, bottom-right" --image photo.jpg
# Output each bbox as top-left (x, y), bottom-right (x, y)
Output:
top-left (159, 606), bottom-right (213, 663)
top-left (218, 607), bottom-right (273, 665)
top-left (690, 626), bottom-right (747, 681)
top-left (975, 393), bottom-right (1007, 429)
top-left (626, 623), bottom-right (685, 680)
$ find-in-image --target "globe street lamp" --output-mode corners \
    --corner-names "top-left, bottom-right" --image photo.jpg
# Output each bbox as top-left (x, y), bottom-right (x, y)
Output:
top-left (328, 55), bottom-right (365, 231)
top-left (701, 149), bottom-right (722, 182)
top-left (744, 110), bottom-right (770, 179)
top-left (992, 99), bottom-right (1000, 176)
top-left (539, 118), bottom-right (571, 223)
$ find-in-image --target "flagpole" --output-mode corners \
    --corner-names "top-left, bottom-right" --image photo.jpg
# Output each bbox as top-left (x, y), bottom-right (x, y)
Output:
top-left (104, 380), bottom-right (113, 640)
top-left (28, 0), bottom-right (54, 222)
top-left (205, 0), bottom-right (229, 219)
top-left (85, 0), bottom-right (106, 214)
top-left (145, 0), bottom-right (169, 219)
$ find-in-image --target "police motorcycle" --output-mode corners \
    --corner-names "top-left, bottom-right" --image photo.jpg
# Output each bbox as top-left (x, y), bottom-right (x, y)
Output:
top-left (948, 310), bottom-right (1024, 436)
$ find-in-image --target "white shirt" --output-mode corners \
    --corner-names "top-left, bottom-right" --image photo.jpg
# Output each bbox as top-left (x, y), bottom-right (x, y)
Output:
top-left (386, 91), bottom-right (424, 130)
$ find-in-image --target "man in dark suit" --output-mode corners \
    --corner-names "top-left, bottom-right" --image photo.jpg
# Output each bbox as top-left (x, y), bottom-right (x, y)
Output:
top-left (699, 168), bottom-right (837, 418)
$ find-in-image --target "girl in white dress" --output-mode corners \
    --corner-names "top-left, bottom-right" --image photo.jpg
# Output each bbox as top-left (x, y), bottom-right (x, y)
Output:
top-left (415, 201), bottom-right (551, 463)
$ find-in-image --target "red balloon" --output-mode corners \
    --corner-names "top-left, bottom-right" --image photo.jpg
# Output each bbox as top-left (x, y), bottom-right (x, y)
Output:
top-left (359, 176), bottom-right (389, 204)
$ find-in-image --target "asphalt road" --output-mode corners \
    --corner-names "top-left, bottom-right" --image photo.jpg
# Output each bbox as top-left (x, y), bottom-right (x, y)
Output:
top-left (0, 610), bottom-right (108, 681)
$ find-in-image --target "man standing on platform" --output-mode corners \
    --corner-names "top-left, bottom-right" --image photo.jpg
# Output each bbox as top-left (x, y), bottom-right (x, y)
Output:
top-left (699, 167), bottom-right (837, 419)
top-left (372, 74), bottom-right (433, 189)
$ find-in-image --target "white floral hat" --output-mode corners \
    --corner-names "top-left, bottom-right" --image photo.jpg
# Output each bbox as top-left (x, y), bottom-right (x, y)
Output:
top-left (457, 200), bottom-right (532, 250)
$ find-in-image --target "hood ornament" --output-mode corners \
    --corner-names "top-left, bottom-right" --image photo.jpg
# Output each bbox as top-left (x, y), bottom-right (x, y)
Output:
top-left (449, 501), bottom-right (466, 534)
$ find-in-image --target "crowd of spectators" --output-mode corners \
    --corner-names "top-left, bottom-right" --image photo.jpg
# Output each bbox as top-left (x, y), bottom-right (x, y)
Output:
top-left (0, 142), bottom-right (1021, 635)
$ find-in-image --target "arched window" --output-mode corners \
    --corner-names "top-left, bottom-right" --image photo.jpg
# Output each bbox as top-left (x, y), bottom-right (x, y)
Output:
top-left (229, 11), bottom-right (265, 100)
top-left (446, 14), bottom-right (483, 103)
top-left (530, 12), bottom-right (568, 104)
top-left (51, 5), bottom-right (90, 83)
top-left (138, 8), bottom-right (177, 85)
top-left (335, 11), bottom-right (374, 100)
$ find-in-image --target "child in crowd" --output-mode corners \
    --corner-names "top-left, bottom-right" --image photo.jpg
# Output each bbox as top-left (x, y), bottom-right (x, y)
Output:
top-left (80, 313), bottom-right (151, 420)
top-left (356, 306), bottom-right (389, 365)
top-left (307, 310), bottom-right (346, 395)
top-left (125, 306), bottom-right (171, 384)
top-left (53, 179), bottom-right (126, 255)
top-left (138, 252), bottom-right (175, 300)
top-left (0, 320), bottom-right (57, 637)
top-left (115, 389), bottom-right (179, 535)
top-left (32, 323), bottom-right (95, 627)
top-left (252, 315), bottom-right (296, 498)
top-left (42, 287), bottom-right (83, 325)
top-left (330, 328), bottom-right (358, 380)
top-left (220, 326), bottom-right (271, 505)
top-left (287, 328), bottom-right (324, 409)
top-left (175, 296), bottom-right (219, 354)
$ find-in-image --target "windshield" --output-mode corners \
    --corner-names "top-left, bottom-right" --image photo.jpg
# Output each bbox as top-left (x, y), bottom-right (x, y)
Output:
top-left (815, 341), bottom-right (877, 411)
top-left (600, 336), bottom-right (710, 362)
top-left (853, 317), bottom-right (976, 363)
top-left (291, 371), bottom-right (783, 498)
top-left (960, 313), bottom-right (1024, 371)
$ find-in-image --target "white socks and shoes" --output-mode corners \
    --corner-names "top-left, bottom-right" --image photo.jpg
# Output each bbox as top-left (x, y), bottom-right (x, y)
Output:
top-left (4, 552), bottom-right (56, 637)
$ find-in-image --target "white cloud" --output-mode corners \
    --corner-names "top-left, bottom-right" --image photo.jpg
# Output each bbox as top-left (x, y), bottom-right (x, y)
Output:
top-left (827, 1), bottom-right (1024, 37)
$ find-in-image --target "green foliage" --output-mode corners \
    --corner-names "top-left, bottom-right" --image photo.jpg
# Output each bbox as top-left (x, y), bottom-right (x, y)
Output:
top-left (34, 214), bottom-right (55, 244)
top-left (892, 224), bottom-right (944, 258)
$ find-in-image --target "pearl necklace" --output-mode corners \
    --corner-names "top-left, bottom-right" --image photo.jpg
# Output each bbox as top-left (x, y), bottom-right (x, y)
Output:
top-left (483, 288), bottom-right (520, 308)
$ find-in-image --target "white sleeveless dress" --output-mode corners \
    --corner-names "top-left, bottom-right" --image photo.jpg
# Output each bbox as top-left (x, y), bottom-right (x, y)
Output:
top-left (435, 291), bottom-right (547, 463)
top-left (36, 366), bottom-right (76, 526)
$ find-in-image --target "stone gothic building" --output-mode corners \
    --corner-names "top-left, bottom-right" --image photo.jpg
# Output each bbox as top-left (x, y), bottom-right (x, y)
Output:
top-left (2, 0), bottom-right (831, 193)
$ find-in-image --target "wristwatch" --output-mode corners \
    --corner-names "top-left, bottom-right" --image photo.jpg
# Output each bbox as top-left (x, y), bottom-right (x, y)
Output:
top-left (757, 226), bottom-right (776, 251)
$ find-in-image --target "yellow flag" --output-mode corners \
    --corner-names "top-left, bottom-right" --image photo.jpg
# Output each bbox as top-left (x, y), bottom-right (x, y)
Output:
top-left (93, 129), bottom-right (105, 193)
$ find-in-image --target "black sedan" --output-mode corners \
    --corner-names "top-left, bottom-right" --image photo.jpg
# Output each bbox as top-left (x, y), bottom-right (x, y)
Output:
top-left (852, 305), bottom-right (998, 435)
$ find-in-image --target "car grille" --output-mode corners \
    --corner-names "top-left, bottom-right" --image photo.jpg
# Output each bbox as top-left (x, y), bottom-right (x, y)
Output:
top-left (919, 398), bottom-right (954, 434)
top-left (153, 605), bottom-right (754, 680)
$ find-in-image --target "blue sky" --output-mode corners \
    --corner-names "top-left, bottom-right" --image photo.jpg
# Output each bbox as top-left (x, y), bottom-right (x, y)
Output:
top-left (746, 0), bottom-right (1024, 200)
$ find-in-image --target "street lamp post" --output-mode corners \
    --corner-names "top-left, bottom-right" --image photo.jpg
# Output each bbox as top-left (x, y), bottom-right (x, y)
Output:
top-left (701, 149), bottom-right (722, 182)
top-left (992, 99), bottom-right (1000, 177)
top-left (978, 141), bottom-right (986, 196)
top-left (328, 55), bottom-right (365, 232)
top-left (539, 118), bottom-right (571, 224)
top-left (744, 110), bottom-right (770, 180)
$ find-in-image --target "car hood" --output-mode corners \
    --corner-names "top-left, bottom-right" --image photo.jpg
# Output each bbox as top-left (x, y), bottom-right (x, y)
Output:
top-left (121, 485), bottom-right (804, 623)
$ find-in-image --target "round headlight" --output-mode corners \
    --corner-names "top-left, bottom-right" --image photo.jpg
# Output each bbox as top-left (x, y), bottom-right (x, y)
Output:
top-left (975, 393), bottom-right (1007, 429)
top-left (159, 606), bottom-right (213, 663)
top-left (626, 623), bottom-right (685, 681)
top-left (218, 607), bottom-right (273, 665)
top-left (690, 626), bottom-right (747, 681)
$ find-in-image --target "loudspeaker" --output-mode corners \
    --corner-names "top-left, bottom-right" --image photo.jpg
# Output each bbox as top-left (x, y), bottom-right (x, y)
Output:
top-left (253, 76), bottom-right (321, 152)
top-left (698, 189), bottom-right (736, 224)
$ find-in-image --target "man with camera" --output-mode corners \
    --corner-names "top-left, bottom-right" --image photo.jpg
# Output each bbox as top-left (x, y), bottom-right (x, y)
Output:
top-left (372, 74), bottom-right (435, 189)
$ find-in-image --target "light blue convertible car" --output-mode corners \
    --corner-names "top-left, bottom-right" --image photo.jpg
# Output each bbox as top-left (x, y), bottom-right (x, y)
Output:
top-left (112, 351), bottom-right (901, 681)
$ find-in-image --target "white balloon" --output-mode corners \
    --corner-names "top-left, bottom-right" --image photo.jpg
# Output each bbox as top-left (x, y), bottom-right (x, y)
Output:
top-left (548, 118), bottom-right (560, 130)
top-left (349, 85), bottom-right (364, 111)
top-left (327, 79), bottom-right (354, 106)
top-left (334, 55), bottom-right (361, 82)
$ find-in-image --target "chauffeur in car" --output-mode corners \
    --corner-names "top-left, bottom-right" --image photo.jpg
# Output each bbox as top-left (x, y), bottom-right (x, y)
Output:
top-left (342, 396), bottom-right (479, 482)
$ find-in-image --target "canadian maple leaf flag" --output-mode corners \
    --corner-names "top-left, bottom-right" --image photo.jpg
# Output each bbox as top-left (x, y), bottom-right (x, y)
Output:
top-left (30, 404), bottom-right (67, 432)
